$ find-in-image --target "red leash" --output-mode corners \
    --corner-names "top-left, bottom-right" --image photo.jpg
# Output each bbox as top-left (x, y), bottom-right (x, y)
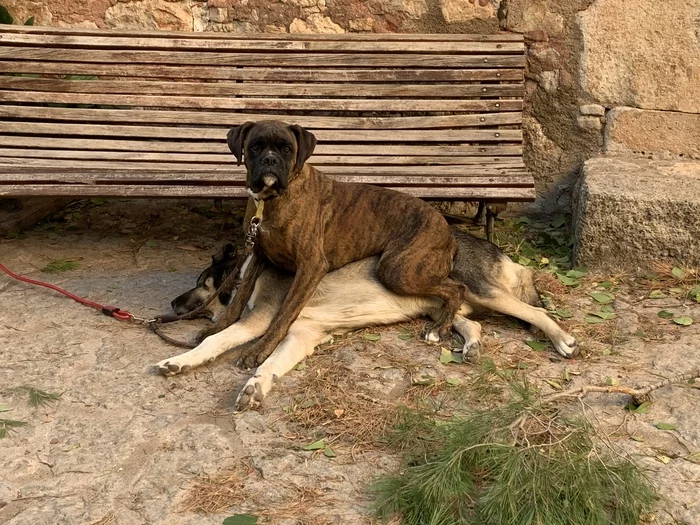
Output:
top-left (0, 262), bottom-right (134, 321)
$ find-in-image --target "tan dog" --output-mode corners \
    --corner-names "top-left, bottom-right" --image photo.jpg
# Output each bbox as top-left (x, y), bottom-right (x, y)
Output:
top-left (197, 120), bottom-right (465, 367)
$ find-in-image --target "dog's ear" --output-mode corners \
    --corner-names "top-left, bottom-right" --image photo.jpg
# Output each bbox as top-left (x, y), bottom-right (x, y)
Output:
top-left (227, 122), bottom-right (255, 166)
top-left (288, 124), bottom-right (317, 171)
top-left (212, 243), bottom-right (235, 264)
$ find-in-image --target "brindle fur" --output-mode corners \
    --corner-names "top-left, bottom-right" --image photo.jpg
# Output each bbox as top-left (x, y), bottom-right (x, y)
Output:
top-left (199, 120), bottom-right (465, 367)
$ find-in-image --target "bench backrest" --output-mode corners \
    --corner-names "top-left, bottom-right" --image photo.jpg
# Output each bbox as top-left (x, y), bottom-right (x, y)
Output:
top-left (0, 26), bottom-right (530, 201)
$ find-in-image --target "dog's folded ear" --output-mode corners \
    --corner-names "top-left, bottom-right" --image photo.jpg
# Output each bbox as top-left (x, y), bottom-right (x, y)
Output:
top-left (227, 122), bottom-right (255, 166)
top-left (212, 243), bottom-right (236, 264)
top-left (289, 124), bottom-right (317, 172)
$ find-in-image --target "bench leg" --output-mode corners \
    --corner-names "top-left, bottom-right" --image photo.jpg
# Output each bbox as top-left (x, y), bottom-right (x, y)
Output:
top-left (473, 201), bottom-right (486, 226)
top-left (484, 203), bottom-right (507, 243)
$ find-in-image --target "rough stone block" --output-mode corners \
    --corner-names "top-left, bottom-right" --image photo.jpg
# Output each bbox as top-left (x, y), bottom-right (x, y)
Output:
top-left (605, 107), bottom-right (700, 159)
top-left (573, 156), bottom-right (700, 271)
top-left (579, 104), bottom-right (605, 116)
top-left (577, 115), bottom-right (603, 131)
top-left (440, 0), bottom-right (499, 23)
top-left (578, 0), bottom-right (700, 113)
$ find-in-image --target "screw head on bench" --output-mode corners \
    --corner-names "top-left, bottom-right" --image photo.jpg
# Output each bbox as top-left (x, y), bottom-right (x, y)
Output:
top-left (497, 73), bottom-right (501, 77)
top-left (480, 117), bottom-right (486, 122)
top-left (482, 87), bottom-right (487, 92)
top-left (495, 103), bottom-right (501, 107)
top-left (483, 58), bottom-right (488, 63)
top-left (495, 133), bottom-right (501, 137)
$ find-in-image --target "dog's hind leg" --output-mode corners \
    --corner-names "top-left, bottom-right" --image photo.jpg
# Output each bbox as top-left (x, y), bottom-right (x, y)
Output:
top-left (466, 289), bottom-right (578, 358)
top-left (452, 308), bottom-right (482, 363)
top-left (235, 322), bottom-right (328, 411)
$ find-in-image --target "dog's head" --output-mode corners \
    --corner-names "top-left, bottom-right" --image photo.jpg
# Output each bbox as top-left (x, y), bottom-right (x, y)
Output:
top-left (227, 120), bottom-right (317, 199)
top-left (170, 243), bottom-right (238, 320)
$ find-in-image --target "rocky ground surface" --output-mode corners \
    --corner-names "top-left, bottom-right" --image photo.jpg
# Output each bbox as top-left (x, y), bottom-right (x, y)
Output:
top-left (1, 199), bottom-right (699, 525)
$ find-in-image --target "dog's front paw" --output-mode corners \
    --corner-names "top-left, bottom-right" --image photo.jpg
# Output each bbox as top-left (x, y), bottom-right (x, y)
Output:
top-left (235, 374), bottom-right (274, 411)
top-left (462, 340), bottom-right (482, 363)
top-left (554, 337), bottom-right (579, 358)
top-left (155, 357), bottom-right (192, 376)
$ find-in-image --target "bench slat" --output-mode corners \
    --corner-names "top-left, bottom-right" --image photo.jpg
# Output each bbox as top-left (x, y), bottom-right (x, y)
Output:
top-left (0, 137), bottom-right (523, 157)
top-left (0, 149), bottom-right (525, 167)
top-left (0, 77), bottom-right (524, 99)
top-left (0, 47), bottom-right (523, 68)
top-left (0, 91), bottom-right (521, 113)
top-left (0, 106), bottom-right (522, 129)
top-left (0, 184), bottom-right (535, 201)
top-left (0, 122), bottom-right (521, 142)
top-left (0, 25), bottom-right (524, 42)
top-left (0, 62), bottom-right (523, 81)
top-left (0, 158), bottom-right (526, 174)
top-left (1, 34), bottom-right (524, 53)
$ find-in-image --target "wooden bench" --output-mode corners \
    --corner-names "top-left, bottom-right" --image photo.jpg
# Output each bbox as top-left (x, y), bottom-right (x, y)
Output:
top-left (0, 25), bottom-right (533, 238)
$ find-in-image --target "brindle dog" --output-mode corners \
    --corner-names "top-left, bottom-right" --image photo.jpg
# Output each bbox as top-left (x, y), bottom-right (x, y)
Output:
top-left (198, 120), bottom-right (465, 367)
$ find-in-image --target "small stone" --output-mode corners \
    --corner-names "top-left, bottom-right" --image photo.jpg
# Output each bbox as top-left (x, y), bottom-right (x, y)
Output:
top-left (577, 115), bottom-right (603, 131)
top-left (289, 14), bottom-right (344, 34)
top-left (348, 17), bottom-right (375, 32)
top-left (580, 104), bottom-right (605, 117)
top-left (208, 7), bottom-right (228, 23)
top-left (538, 71), bottom-right (559, 94)
top-left (264, 24), bottom-right (287, 33)
top-left (50, 438), bottom-right (59, 444)
top-left (524, 30), bottom-right (548, 42)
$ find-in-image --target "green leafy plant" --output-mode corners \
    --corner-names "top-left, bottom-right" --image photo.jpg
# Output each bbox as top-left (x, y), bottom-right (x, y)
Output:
top-left (373, 382), bottom-right (656, 525)
top-left (41, 259), bottom-right (80, 273)
top-left (0, 5), bottom-right (35, 25)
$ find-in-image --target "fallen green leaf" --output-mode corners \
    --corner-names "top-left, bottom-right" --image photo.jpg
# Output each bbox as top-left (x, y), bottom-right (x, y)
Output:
top-left (589, 310), bottom-right (615, 320)
top-left (590, 292), bottom-right (615, 304)
top-left (657, 310), bottom-right (674, 319)
top-left (566, 269), bottom-right (586, 279)
top-left (525, 340), bottom-right (547, 352)
top-left (669, 287), bottom-right (685, 294)
top-left (688, 286), bottom-right (700, 303)
top-left (584, 316), bottom-right (605, 324)
top-left (627, 401), bottom-right (652, 414)
top-left (363, 333), bottom-right (381, 342)
top-left (554, 308), bottom-right (573, 319)
top-left (0, 404), bottom-right (10, 412)
top-left (223, 515), bottom-right (258, 525)
top-left (445, 378), bottom-right (461, 386)
top-left (606, 377), bottom-right (619, 386)
top-left (686, 451), bottom-right (700, 464)
top-left (556, 273), bottom-right (579, 287)
top-left (648, 290), bottom-right (667, 299)
top-left (398, 332), bottom-right (412, 340)
top-left (599, 280), bottom-right (614, 289)
top-left (673, 316), bottom-right (693, 326)
top-left (655, 422), bottom-right (677, 431)
top-left (145, 240), bottom-right (158, 248)
top-left (294, 363), bottom-right (308, 371)
top-left (303, 439), bottom-right (326, 451)
top-left (656, 455), bottom-right (671, 465)
top-left (0, 5), bottom-right (14, 24)
top-left (90, 198), bottom-right (105, 206)
top-left (545, 379), bottom-right (562, 390)
top-left (323, 446), bottom-right (336, 458)
top-left (671, 267), bottom-right (685, 279)
top-left (24, 16), bottom-right (35, 25)
top-left (563, 368), bottom-right (570, 382)
top-left (439, 347), bottom-right (463, 365)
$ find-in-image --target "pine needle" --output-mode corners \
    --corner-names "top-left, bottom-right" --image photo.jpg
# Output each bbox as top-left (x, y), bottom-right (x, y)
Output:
top-left (0, 418), bottom-right (27, 438)
top-left (11, 385), bottom-right (61, 408)
top-left (372, 382), bottom-right (657, 525)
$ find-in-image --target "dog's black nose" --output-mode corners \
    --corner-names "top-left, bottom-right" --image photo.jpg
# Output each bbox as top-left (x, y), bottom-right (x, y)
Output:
top-left (262, 155), bottom-right (279, 167)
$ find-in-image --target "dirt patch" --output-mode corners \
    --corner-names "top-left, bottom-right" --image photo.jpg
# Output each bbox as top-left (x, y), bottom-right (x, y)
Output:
top-left (1, 200), bottom-right (699, 524)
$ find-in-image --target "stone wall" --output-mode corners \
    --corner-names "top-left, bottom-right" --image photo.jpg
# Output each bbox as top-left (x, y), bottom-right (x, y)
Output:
top-left (2, 0), bottom-right (699, 214)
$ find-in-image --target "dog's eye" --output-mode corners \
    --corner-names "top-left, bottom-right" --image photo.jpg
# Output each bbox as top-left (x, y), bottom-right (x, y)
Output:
top-left (282, 146), bottom-right (291, 154)
top-left (250, 145), bottom-right (261, 153)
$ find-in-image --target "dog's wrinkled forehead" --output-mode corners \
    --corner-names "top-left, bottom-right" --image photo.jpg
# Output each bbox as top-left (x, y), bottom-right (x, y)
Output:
top-left (246, 121), bottom-right (296, 148)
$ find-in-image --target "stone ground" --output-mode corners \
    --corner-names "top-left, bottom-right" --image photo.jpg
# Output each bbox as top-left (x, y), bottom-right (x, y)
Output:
top-left (0, 199), bottom-right (699, 525)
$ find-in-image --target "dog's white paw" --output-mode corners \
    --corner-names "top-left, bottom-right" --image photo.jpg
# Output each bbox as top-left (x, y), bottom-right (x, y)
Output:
top-left (155, 356), bottom-right (196, 376)
top-left (235, 374), bottom-right (274, 411)
top-left (461, 339), bottom-right (482, 363)
top-left (554, 337), bottom-right (579, 358)
top-left (424, 330), bottom-right (440, 343)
